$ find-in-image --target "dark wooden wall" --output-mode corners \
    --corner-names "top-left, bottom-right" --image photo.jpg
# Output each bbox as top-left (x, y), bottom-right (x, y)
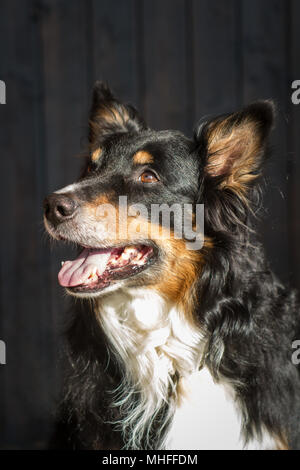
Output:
top-left (0, 0), bottom-right (300, 449)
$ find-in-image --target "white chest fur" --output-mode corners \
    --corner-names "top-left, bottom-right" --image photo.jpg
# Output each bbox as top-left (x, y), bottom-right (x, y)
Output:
top-left (96, 288), bottom-right (276, 450)
top-left (167, 367), bottom-right (276, 450)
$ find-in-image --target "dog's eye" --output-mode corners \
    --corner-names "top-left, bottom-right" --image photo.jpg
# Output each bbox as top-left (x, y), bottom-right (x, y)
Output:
top-left (139, 171), bottom-right (159, 184)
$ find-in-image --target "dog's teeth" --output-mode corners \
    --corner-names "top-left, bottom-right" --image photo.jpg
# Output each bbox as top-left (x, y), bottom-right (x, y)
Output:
top-left (90, 266), bottom-right (97, 276)
top-left (122, 247), bottom-right (137, 258)
top-left (61, 261), bottom-right (65, 266)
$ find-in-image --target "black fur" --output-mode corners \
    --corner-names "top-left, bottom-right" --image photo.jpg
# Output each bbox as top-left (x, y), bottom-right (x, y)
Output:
top-left (46, 83), bottom-right (300, 450)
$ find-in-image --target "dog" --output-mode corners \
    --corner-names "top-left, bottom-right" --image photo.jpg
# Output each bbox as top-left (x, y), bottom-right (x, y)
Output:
top-left (43, 82), bottom-right (300, 450)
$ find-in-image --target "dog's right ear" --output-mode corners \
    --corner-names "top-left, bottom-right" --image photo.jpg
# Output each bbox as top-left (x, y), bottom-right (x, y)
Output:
top-left (194, 101), bottom-right (275, 199)
top-left (89, 81), bottom-right (146, 146)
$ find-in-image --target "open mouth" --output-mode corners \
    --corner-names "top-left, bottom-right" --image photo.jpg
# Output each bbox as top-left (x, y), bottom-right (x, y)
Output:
top-left (58, 244), bottom-right (157, 294)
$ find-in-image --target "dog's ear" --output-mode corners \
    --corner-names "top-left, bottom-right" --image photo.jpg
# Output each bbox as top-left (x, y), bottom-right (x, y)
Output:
top-left (89, 81), bottom-right (146, 145)
top-left (195, 101), bottom-right (275, 196)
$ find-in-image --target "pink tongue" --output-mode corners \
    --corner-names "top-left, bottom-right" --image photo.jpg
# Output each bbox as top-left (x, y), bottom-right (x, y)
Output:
top-left (58, 248), bottom-right (112, 287)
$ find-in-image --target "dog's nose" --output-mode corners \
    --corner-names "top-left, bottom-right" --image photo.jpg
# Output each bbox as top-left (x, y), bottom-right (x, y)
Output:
top-left (43, 193), bottom-right (79, 226)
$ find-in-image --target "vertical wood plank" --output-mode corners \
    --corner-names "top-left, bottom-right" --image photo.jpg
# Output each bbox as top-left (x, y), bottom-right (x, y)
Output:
top-left (142, 0), bottom-right (189, 133)
top-left (241, 0), bottom-right (290, 282)
top-left (42, 0), bottom-right (89, 192)
top-left (288, 0), bottom-right (300, 289)
top-left (192, 0), bottom-right (240, 120)
top-left (91, 0), bottom-right (140, 107)
top-left (41, 0), bottom-right (90, 427)
top-left (0, 0), bottom-right (52, 448)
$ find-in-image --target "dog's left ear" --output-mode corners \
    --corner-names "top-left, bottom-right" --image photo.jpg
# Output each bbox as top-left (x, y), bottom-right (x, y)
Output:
top-left (195, 101), bottom-right (275, 195)
top-left (89, 81), bottom-right (146, 145)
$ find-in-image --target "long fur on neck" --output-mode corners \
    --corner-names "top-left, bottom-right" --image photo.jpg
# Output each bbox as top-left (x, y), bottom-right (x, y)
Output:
top-left (95, 288), bottom-right (204, 449)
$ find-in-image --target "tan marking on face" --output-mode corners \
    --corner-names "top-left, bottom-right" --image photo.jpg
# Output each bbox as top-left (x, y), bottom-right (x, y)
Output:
top-left (82, 194), bottom-right (115, 217)
top-left (133, 150), bottom-right (154, 165)
top-left (87, 194), bottom-right (113, 207)
top-left (91, 148), bottom-right (102, 162)
top-left (151, 236), bottom-right (213, 320)
top-left (79, 199), bottom-right (212, 319)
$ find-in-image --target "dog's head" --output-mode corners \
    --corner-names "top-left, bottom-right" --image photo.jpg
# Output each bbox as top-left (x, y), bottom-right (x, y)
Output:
top-left (43, 82), bottom-right (274, 311)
